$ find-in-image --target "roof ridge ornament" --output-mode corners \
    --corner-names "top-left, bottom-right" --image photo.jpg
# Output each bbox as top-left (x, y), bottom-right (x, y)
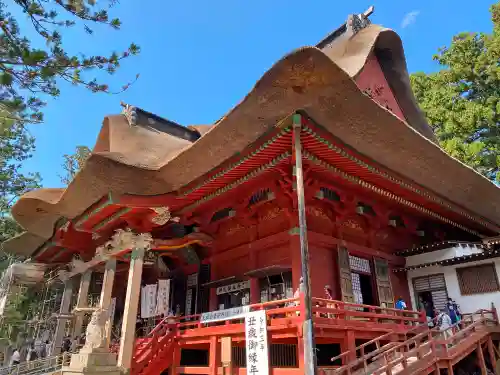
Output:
top-left (120, 101), bottom-right (138, 126)
top-left (347, 6), bottom-right (374, 36)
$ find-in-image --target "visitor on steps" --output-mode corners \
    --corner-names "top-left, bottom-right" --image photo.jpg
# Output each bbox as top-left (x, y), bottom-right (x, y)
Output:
top-left (446, 298), bottom-right (461, 325)
top-left (395, 297), bottom-right (406, 310)
top-left (436, 308), bottom-right (453, 346)
top-left (324, 285), bottom-right (336, 318)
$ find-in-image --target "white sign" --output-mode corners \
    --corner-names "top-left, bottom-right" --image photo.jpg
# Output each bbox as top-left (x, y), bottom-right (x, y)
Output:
top-left (141, 284), bottom-right (158, 318)
top-left (187, 273), bottom-right (198, 287)
top-left (200, 306), bottom-right (250, 324)
top-left (185, 288), bottom-right (193, 316)
top-left (156, 279), bottom-right (171, 316)
top-left (109, 297), bottom-right (116, 324)
top-left (245, 310), bottom-right (269, 375)
top-left (216, 280), bottom-right (251, 295)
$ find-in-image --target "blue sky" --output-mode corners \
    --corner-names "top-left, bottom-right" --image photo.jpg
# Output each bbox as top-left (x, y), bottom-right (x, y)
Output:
top-left (20, 0), bottom-right (496, 188)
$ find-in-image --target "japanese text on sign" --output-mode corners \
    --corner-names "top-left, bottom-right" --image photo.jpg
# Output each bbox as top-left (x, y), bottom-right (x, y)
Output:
top-left (200, 306), bottom-right (250, 324)
top-left (245, 310), bottom-right (269, 375)
top-left (216, 280), bottom-right (251, 295)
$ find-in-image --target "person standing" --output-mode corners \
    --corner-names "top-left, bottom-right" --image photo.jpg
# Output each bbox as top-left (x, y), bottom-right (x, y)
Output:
top-left (10, 348), bottom-right (20, 366)
top-left (324, 285), bottom-right (336, 318)
top-left (395, 297), bottom-right (407, 310)
top-left (436, 308), bottom-right (453, 345)
top-left (446, 298), bottom-right (461, 324)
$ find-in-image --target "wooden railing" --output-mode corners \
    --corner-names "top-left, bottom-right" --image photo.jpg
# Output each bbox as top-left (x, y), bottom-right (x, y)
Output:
top-left (171, 296), bottom-right (424, 336)
top-left (176, 297), bottom-right (301, 333)
top-left (362, 308), bottom-right (498, 375)
top-left (329, 322), bottom-right (430, 374)
top-left (312, 297), bottom-right (424, 327)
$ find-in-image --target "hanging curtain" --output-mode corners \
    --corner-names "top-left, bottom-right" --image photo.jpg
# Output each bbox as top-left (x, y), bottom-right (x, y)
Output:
top-left (156, 279), bottom-right (171, 316)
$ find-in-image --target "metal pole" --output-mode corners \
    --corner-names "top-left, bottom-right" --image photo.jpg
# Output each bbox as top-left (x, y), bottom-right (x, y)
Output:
top-left (292, 114), bottom-right (317, 375)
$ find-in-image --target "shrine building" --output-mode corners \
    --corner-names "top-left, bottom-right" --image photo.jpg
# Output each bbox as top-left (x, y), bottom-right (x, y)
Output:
top-left (3, 7), bottom-right (500, 375)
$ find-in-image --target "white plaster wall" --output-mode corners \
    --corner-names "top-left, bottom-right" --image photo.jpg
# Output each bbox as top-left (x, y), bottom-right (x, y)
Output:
top-left (406, 257), bottom-right (500, 314)
top-left (405, 244), bottom-right (483, 268)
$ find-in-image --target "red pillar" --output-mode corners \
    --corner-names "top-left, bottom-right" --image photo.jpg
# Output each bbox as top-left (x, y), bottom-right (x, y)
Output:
top-left (346, 330), bottom-right (356, 363)
top-left (209, 335), bottom-right (219, 375)
top-left (290, 234), bottom-right (302, 290)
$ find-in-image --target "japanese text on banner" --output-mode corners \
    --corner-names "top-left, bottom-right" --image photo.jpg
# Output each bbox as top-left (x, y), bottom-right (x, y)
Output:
top-left (245, 310), bottom-right (269, 375)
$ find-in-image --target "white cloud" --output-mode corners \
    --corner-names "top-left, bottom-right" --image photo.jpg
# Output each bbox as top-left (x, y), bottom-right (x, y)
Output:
top-left (401, 10), bottom-right (420, 29)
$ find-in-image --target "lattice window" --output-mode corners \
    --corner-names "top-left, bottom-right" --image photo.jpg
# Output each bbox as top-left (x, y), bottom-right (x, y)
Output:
top-left (248, 188), bottom-right (274, 207)
top-left (349, 255), bottom-right (371, 274)
top-left (319, 187), bottom-right (340, 202)
top-left (351, 272), bottom-right (363, 305)
top-left (456, 263), bottom-right (500, 295)
top-left (211, 207), bottom-right (235, 222)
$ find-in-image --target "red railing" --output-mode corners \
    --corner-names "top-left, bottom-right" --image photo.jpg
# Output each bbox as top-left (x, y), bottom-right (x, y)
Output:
top-left (312, 297), bottom-right (424, 327)
top-left (131, 316), bottom-right (178, 375)
top-left (127, 296), bottom-right (425, 375)
top-left (173, 296), bottom-right (424, 335)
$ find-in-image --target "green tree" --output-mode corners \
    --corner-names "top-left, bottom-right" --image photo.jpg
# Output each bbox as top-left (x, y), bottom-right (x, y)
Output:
top-left (0, 0), bottom-right (140, 124)
top-left (0, 0), bottom-right (139, 244)
top-left (410, 2), bottom-right (500, 182)
top-left (59, 145), bottom-right (90, 185)
top-left (0, 114), bottom-right (40, 245)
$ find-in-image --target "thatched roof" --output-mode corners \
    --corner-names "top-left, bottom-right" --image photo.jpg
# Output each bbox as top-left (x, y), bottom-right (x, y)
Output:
top-left (4, 23), bottom-right (500, 256)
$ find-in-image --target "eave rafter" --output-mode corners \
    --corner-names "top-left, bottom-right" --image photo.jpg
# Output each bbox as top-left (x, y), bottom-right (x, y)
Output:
top-left (37, 113), bottom-right (499, 262)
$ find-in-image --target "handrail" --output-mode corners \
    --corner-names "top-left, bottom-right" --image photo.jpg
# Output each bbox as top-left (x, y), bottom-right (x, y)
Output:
top-left (0, 352), bottom-right (72, 375)
top-left (369, 308), bottom-right (497, 374)
top-left (312, 297), bottom-right (422, 316)
top-left (330, 319), bottom-right (429, 365)
top-left (331, 325), bottom-right (433, 374)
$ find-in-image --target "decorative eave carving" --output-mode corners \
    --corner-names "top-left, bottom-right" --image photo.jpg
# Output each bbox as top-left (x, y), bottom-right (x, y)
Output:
top-left (150, 207), bottom-right (180, 226)
top-left (57, 228), bottom-right (153, 280)
top-left (94, 228), bottom-right (153, 262)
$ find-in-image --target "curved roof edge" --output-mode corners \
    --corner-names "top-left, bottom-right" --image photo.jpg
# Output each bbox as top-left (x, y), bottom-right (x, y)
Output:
top-left (4, 26), bottom-right (500, 256)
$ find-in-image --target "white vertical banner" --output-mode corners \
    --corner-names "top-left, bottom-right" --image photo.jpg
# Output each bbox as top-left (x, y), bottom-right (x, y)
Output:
top-left (245, 310), bottom-right (269, 375)
top-left (156, 279), bottom-right (171, 316)
top-left (147, 284), bottom-right (157, 318)
top-left (185, 289), bottom-right (193, 316)
top-left (141, 285), bottom-right (148, 318)
top-left (109, 297), bottom-right (117, 323)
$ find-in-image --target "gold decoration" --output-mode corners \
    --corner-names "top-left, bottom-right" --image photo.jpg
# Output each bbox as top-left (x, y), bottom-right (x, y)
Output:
top-left (341, 218), bottom-right (363, 231)
top-left (306, 206), bottom-right (329, 220)
top-left (227, 223), bottom-right (245, 236)
top-left (150, 207), bottom-right (179, 225)
top-left (261, 207), bottom-right (283, 221)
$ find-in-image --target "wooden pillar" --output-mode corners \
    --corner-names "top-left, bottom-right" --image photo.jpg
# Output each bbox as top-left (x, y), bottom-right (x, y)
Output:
top-left (478, 343), bottom-right (488, 375)
top-left (249, 248), bottom-right (259, 304)
top-left (72, 271), bottom-right (92, 338)
top-left (171, 345), bottom-right (181, 375)
top-left (346, 330), bottom-right (356, 362)
top-left (297, 337), bottom-right (305, 372)
top-left (290, 234), bottom-right (302, 290)
top-left (53, 279), bottom-right (74, 355)
top-left (209, 335), bottom-right (219, 375)
top-left (99, 259), bottom-right (116, 348)
top-left (117, 248), bottom-right (145, 370)
top-left (487, 337), bottom-right (496, 374)
top-left (447, 362), bottom-right (454, 375)
top-left (221, 336), bottom-right (232, 375)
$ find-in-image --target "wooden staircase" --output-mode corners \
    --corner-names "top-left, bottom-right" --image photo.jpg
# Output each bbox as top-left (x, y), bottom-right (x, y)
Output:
top-left (131, 318), bottom-right (178, 375)
top-left (320, 308), bottom-right (500, 375)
